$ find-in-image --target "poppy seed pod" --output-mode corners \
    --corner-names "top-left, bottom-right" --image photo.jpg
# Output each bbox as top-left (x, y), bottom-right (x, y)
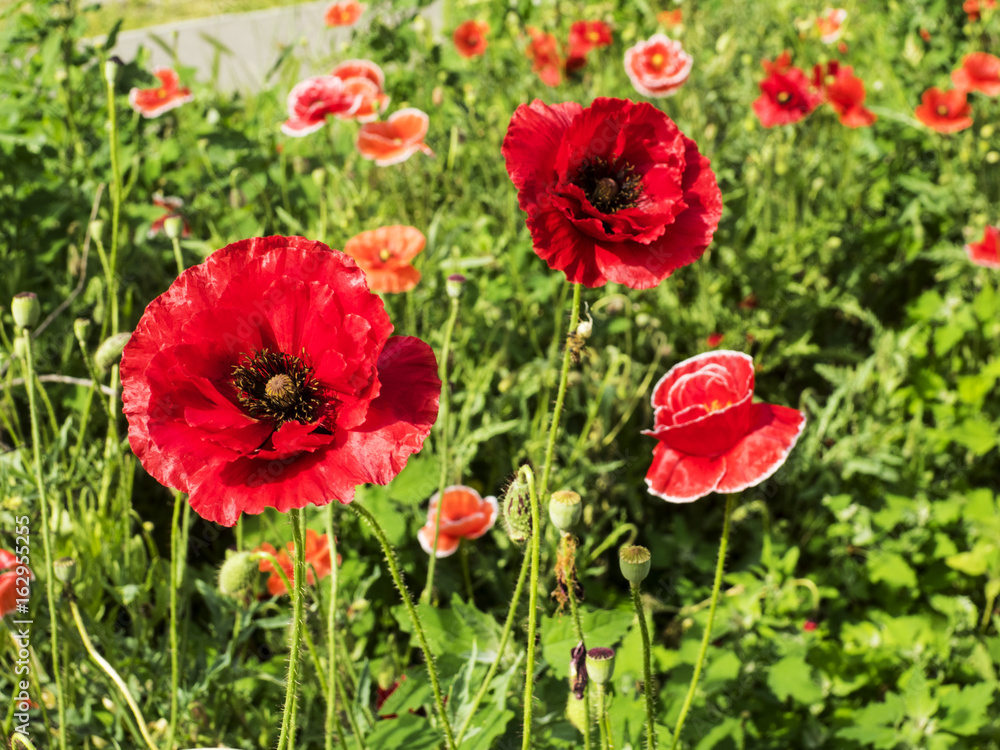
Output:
top-left (619, 545), bottom-right (651, 585)
top-left (502, 471), bottom-right (533, 543)
top-left (95, 332), bottom-right (132, 371)
top-left (586, 647), bottom-right (615, 686)
top-left (163, 216), bottom-right (184, 240)
top-left (218, 551), bottom-right (258, 598)
top-left (548, 490), bottom-right (582, 533)
top-left (11, 292), bottom-right (40, 330)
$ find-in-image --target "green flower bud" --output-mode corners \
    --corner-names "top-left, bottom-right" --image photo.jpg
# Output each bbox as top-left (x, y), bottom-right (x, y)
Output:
top-left (446, 273), bottom-right (466, 299)
top-left (502, 470), bottom-right (533, 543)
top-left (54, 556), bottom-right (77, 584)
top-left (548, 490), bottom-right (582, 533)
top-left (11, 292), bottom-right (40, 330)
top-left (586, 647), bottom-right (615, 686)
top-left (163, 216), bottom-right (184, 240)
top-left (619, 545), bottom-right (651, 585)
top-left (312, 167), bottom-right (327, 188)
top-left (10, 733), bottom-right (37, 750)
top-left (217, 551), bottom-right (258, 598)
top-left (88, 219), bottom-right (105, 243)
top-left (95, 332), bottom-right (131, 371)
top-left (73, 317), bottom-right (91, 341)
top-left (566, 694), bottom-right (587, 733)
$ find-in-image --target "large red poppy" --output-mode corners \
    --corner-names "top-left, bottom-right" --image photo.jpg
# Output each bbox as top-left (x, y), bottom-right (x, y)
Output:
top-left (331, 60), bottom-right (390, 122)
top-left (824, 65), bottom-right (876, 128)
top-left (526, 27), bottom-right (563, 87)
top-left (257, 529), bottom-right (338, 596)
top-left (643, 351), bottom-right (805, 502)
top-left (914, 87), bottom-right (973, 133)
top-left (624, 33), bottom-right (693, 98)
top-left (952, 52), bottom-right (1000, 97)
top-left (128, 68), bottom-right (193, 119)
top-left (343, 225), bottom-right (425, 293)
top-left (502, 97), bottom-right (722, 289)
top-left (753, 67), bottom-right (823, 127)
top-left (417, 485), bottom-right (499, 558)
top-left (120, 236), bottom-right (440, 527)
top-left (453, 20), bottom-right (489, 58)
top-left (966, 226), bottom-right (1000, 269)
top-left (356, 108), bottom-right (434, 166)
top-left (281, 76), bottom-right (361, 136)
top-left (0, 549), bottom-right (30, 618)
top-left (325, 0), bottom-right (363, 26)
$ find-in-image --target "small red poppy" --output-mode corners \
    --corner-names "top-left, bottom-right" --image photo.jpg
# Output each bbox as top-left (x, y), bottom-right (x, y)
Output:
top-left (343, 225), bottom-right (425, 293)
top-left (502, 97), bottom-right (722, 289)
top-left (128, 68), bottom-right (193, 119)
top-left (803, 620), bottom-right (818, 632)
top-left (914, 87), bottom-right (973, 133)
top-left (753, 67), bottom-right (823, 127)
top-left (325, 0), bottom-right (363, 26)
top-left (816, 8), bottom-right (847, 43)
top-left (121, 236), bottom-right (440, 526)
top-left (281, 76), bottom-right (361, 136)
top-left (453, 20), bottom-right (489, 58)
top-left (0, 549), bottom-right (31, 618)
top-left (965, 226), bottom-right (1000, 269)
top-left (566, 21), bottom-right (612, 74)
top-left (526, 27), bottom-right (563, 87)
top-left (356, 108), bottom-right (434, 166)
top-left (643, 351), bottom-right (805, 502)
top-left (761, 50), bottom-right (793, 76)
top-left (330, 60), bottom-right (390, 122)
top-left (147, 193), bottom-right (191, 239)
top-left (257, 529), bottom-right (338, 596)
top-left (706, 333), bottom-right (724, 347)
top-left (624, 34), bottom-right (693, 98)
top-left (825, 65), bottom-right (877, 128)
top-left (964, 0), bottom-right (998, 21)
top-left (657, 9), bottom-right (683, 27)
top-left (417, 485), bottom-right (499, 558)
top-left (952, 52), bottom-right (1000, 97)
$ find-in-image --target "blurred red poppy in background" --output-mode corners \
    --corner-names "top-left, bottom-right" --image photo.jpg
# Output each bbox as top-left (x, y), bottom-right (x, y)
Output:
top-left (147, 194), bottom-right (191, 239)
top-left (952, 52), bottom-right (1000, 96)
top-left (325, 0), bottom-right (363, 26)
top-left (824, 66), bottom-right (877, 128)
top-left (526, 27), bottom-right (563, 86)
top-left (331, 60), bottom-right (389, 122)
top-left (964, 0), bottom-right (997, 21)
top-left (624, 33), bottom-right (692, 98)
top-left (281, 75), bottom-right (360, 136)
top-left (356, 108), bottom-right (434, 165)
top-left (657, 9), bottom-right (682, 27)
top-left (566, 20), bottom-right (613, 72)
top-left (966, 226), bottom-right (1000, 269)
top-left (0, 549), bottom-right (31, 618)
top-left (128, 68), bottom-right (193, 119)
top-left (258, 529), bottom-right (339, 596)
top-left (762, 50), bottom-right (793, 76)
top-left (503, 97), bottom-right (721, 289)
top-left (643, 351), bottom-right (805, 502)
top-left (121, 236), bottom-right (440, 526)
top-left (453, 20), bottom-right (489, 58)
top-left (707, 333), bottom-right (724, 347)
top-left (343, 225), bottom-right (426, 293)
top-left (417, 485), bottom-right (499, 558)
top-left (753, 66), bottom-right (823, 127)
top-left (914, 87), bottom-right (973, 133)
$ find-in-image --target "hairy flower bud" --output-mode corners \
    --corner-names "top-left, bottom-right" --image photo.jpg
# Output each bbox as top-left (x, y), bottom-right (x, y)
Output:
top-left (163, 216), bottom-right (184, 240)
top-left (95, 332), bottom-right (132, 371)
top-left (73, 318), bottom-right (91, 341)
top-left (619, 545), bottom-right (651, 585)
top-left (501, 470), bottom-right (533, 543)
top-left (312, 167), bottom-right (327, 188)
top-left (218, 551), bottom-right (258, 598)
top-left (549, 490), bottom-right (582, 533)
top-left (11, 292), bottom-right (40, 330)
top-left (10, 733), bottom-right (37, 750)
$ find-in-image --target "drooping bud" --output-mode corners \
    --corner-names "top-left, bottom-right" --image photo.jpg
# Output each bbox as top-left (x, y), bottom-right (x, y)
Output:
top-left (619, 545), bottom-right (651, 586)
top-left (586, 647), bottom-right (615, 686)
top-left (10, 733), bottom-right (37, 750)
top-left (88, 219), bottom-right (105, 244)
top-left (566, 693), bottom-right (587, 733)
top-left (54, 556), bottom-right (77, 584)
top-left (73, 318), bottom-right (91, 341)
top-left (11, 292), bottom-right (40, 330)
top-left (501, 469), bottom-right (533, 543)
top-left (569, 641), bottom-right (587, 699)
top-left (446, 273), bottom-right (466, 299)
top-left (163, 216), bottom-right (184, 240)
top-left (95, 332), bottom-right (131, 371)
top-left (103, 57), bottom-right (118, 86)
top-left (311, 167), bottom-right (327, 188)
top-left (549, 490), bottom-right (582, 533)
top-left (218, 551), bottom-right (258, 598)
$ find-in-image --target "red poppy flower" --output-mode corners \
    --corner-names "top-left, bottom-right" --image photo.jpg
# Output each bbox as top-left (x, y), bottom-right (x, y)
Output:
top-left (281, 76), bottom-right (361, 136)
top-left (0, 549), bottom-right (30, 618)
top-left (325, 0), bottom-right (363, 26)
top-left (453, 20), bottom-right (489, 58)
top-left (147, 193), bottom-right (191, 239)
top-left (343, 225), bottom-right (425, 293)
top-left (825, 65), bottom-right (877, 128)
top-left (257, 529), bottom-right (338, 596)
top-left (706, 332), bottom-right (723, 347)
top-left (417, 485), bottom-right (499, 558)
top-left (624, 33), bottom-right (693, 98)
top-left (753, 67), bottom-right (823, 127)
top-left (566, 21), bottom-right (611, 74)
top-left (128, 68), bottom-right (193, 119)
top-left (502, 97), bottom-right (722, 289)
top-left (657, 9), bottom-right (682, 27)
top-left (952, 52), bottom-right (1000, 96)
top-left (965, 226), bottom-right (1000, 269)
top-left (331, 60), bottom-right (390, 122)
top-left (964, 0), bottom-right (998, 21)
top-left (914, 87), bottom-right (973, 133)
top-left (803, 620), bottom-right (818, 632)
top-left (643, 351), bottom-right (805, 502)
top-left (120, 235), bottom-right (441, 527)
top-left (761, 50), bottom-right (793, 76)
top-left (816, 8), bottom-right (847, 43)
top-left (356, 108), bottom-right (434, 166)
top-left (526, 27), bottom-right (563, 87)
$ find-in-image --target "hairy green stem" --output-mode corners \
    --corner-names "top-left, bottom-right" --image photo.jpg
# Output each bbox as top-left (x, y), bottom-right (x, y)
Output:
top-left (103, 61), bottom-right (122, 338)
top-left (170, 236), bottom-right (185, 277)
top-left (521, 466), bottom-right (541, 750)
top-left (276, 508), bottom-right (307, 750)
top-left (565, 544), bottom-right (591, 750)
top-left (669, 494), bottom-right (735, 750)
top-left (597, 686), bottom-right (610, 750)
top-left (167, 492), bottom-right (184, 750)
top-left (632, 583), bottom-right (656, 750)
top-left (325, 505), bottom-right (349, 750)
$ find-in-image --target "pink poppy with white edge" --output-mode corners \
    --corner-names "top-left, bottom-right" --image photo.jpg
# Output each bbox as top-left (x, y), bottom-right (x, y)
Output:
top-left (418, 485), bottom-right (499, 558)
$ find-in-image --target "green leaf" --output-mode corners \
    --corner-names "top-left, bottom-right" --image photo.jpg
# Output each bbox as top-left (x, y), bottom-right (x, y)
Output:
top-left (366, 712), bottom-right (443, 748)
top-left (867, 550), bottom-right (918, 590)
top-left (766, 654), bottom-right (823, 705)
top-left (541, 605), bottom-right (633, 679)
top-left (938, 682), bottom-right (997, 736)
top-left (946, 543), bottom-right (998, 577)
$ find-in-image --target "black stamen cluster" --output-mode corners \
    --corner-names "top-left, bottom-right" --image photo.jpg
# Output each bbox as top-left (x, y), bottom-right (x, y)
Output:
top-left (231, 349), bottom-right (321, 425)
top-left (574, 157), bottom-right (643, 214)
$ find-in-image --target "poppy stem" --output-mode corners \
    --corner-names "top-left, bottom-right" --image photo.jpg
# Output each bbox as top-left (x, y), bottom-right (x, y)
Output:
top-left (348, 502), bottom-right (457, 749)
top-left (521, 464), bottom-right (541, 750)
top-left (565, 548), bottom-right (592, 750)
top-left (596, 685), bottom-right (610, 750)
top-left (538, 282), bottom-right (583, 506)
top-left (669, 493), bottom-right (736, 750)
top-left (632, 582), bottom-right (657, 750)
top-left (171, 236), bottom-right (185, 276)
top-left (167, 490), bottom-right (184, 750)
top-left (102, 58), bottom-right (121, 339)
top-left (422, 295), bottom-right (461, 604)
top-left (20, 330), bottom-right (68, 750)
top-left (276, 508), bottom-right (307, 750)
top-left (325, 505), bottom-right (350, 750)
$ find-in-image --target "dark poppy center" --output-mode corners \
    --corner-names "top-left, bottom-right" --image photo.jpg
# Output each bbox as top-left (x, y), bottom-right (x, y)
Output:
top-left (574, 157), bottom-right (642, 214)
top-left (232, 349), bottom-right (321, 425)
top-left (777, 91), bottom-right (791, 104)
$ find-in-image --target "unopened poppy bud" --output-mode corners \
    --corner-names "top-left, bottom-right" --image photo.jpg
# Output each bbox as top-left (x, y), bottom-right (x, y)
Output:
top-left (54, 556), bottom-right (77, 584)
top-left (73, 318), bottom-right (91, 340)
top-left (312, 167), bottom-right (327, 187)
top-left (982, 124), bottom-right (995, 139)
top-left (502, 471), bottom-right (533, 543)
top-left (10, 733), bottom-right (37, 750)
top-left (95, 332), bottom-right (131, 371)
top-left (229, 187), bottom-right (246, 209)
top-left (218, 551), bottom-right (258, 597)
top-left (586, 647), bottom-right (615, 686)
top-left (103, 58), bottom-right (118, 85)
top-left (163, 216), bottom-right (183, 240)
top-left (446, 273), bottom-right (466, 299)
top-left (549, 490), bottom-right (582, 533)
top-left (11, 292), bottom-right (40, 330)
top-left (88, 219), bottom-right (105, 243)
top-left (619, 545), bottom-right (651, 585)
top-left (566, 694), bottom-right (587, 733)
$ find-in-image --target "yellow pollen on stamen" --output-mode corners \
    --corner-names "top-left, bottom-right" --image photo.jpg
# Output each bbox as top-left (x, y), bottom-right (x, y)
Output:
top-left (936, 105), bottom-right (949, 116)
top-left (777, 91), bottom-right (791, 103)
top-left (588, 31), bottom-right (600, 41)
top-left (379, 248), bottom-right (392, 262)
top-left (705, 399), bottom-right (730, 413)
top-left (650, 52), bottom-right (665, 68)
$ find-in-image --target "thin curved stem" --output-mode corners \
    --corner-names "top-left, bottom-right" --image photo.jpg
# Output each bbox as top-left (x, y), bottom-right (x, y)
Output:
top-left (171, 236), bottom-right (185, 277)
top-left (168, 491), bottom-right (184, 750)
top-left (325, 504), bottom-right (344, 750)
top-left (669, 494), bottom-right (735, 750)
top-left (632, 583), bottom-right (656, 750)
top-left (347, 502), bottom-right (456, 749)
top-left (103, 61), bottom-right (122, 338)
top-left (521, 466), bottom-right (541, 750)
top-left (597, 686), bottom-right (610, 750)
top-left (276, 508), bottom-right (307, 750)
top-left (565, 545), bottom-right (591, 750)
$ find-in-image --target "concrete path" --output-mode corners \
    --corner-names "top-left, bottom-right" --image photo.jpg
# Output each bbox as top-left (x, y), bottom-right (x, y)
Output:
top-left (102, 0), bottom-right (443, 93)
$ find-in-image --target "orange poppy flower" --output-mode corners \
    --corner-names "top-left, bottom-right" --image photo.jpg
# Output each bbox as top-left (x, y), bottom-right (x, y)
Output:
top-left (914, 87), bottom-right (973, 133)
top-left (453, 20), bottom-right (489, 58)
top-left (966, 226), bottom-right (1000, 269)
top-left (331, 60), bottom-right (390, 122)
top-left (952, 52), bottom-right (1000, 96)
top-left (257, 529), bottom-right (337, 596)
top-left (417, 485), bottom-right (499, 558)
top-left (816, 8), bottom-right (847, 44)
top-left (325, 0), bottom-right (363, 26)
top-left (657, 8), bottom-right (682, 26)
top-left (344, 225), bottom-right (425, 293)
top-left (356, 108), bottom-right (434, 166)
top-left (128, 68), bottom-right (193, 119)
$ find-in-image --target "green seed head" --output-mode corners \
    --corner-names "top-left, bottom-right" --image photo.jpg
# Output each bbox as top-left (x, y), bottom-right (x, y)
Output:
top-left (11, 292), bottom-right (40, 330)
top-left (586, 647), bottom-right (615, 686)
top-left (501, 469), bottom-right (533, 543)
top-left (548, 490), bottom-right (582, 533)
top-left (217, 551), bottom-right (258, 598)
top-left (619, 545), bottom-right (651, 585)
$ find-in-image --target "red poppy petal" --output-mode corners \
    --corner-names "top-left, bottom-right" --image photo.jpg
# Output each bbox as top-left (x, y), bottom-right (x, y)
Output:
top-left (525, 207), bottom-right (607, 287)
top-left (715, 403), bottom-right (806, 493)
top-left (502, 100), bottom-right (582, 205)
top-left (645, 442), bottom-right (725, 502)
top-left (418, 526), bottom-right (461, 558)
